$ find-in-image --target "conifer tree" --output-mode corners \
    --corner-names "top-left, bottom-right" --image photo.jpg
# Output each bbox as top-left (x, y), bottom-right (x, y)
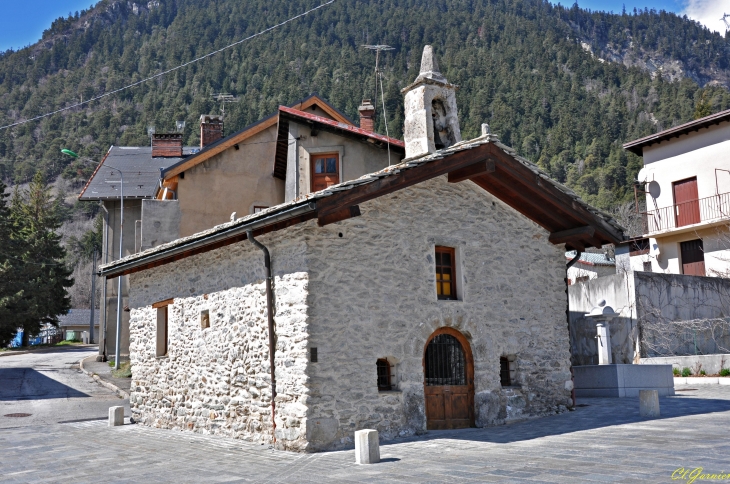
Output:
top-left (0, 178), bottom-right (25, 347)
top-left (10, 173), bottom-right (73, 346)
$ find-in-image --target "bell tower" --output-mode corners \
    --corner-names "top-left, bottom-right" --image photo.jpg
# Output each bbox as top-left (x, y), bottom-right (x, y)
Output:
top-left (402, 45), bottom-right (461, 159)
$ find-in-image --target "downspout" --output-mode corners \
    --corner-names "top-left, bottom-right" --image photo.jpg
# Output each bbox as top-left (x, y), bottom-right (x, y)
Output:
top-left (566, 249), bottom-right (582, 408)
top-left (247, 230), bottom-right (277, 445)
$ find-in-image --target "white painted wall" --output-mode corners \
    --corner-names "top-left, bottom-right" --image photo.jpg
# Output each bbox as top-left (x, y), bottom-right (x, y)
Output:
top-left (639, 120), bottom-right (730, 276)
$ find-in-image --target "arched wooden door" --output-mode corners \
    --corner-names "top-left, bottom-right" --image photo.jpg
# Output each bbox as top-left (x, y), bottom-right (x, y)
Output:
top-left (423, 328), bottom-right (474, 430)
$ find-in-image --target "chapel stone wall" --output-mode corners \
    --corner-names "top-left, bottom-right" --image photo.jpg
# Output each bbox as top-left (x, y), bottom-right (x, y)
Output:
top-left (126, 229), bottom-right (312, 451)
top-left (303, 175), bottom-right (573, 451)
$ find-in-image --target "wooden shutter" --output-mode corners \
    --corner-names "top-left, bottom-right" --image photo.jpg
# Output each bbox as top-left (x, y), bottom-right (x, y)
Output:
top-left (680, 239), bottom-right (705, 276)
top-left (673, 178), bottom-right (700, 227)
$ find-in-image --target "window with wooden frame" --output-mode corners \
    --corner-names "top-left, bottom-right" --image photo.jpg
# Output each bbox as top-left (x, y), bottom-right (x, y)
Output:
top-left (153, 298), bottom-right (173, 357)
top-left (376, 359), bottom-right (392, 391)
top-left (310, 153), bottom-right (339, 192)
top-left (435, 246), bottom-right (457, 300)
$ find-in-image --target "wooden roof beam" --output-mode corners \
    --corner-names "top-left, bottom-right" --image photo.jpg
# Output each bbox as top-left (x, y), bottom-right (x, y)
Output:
top-left (549, 226), bottom-right (595, 245)
top-left (487, 145), bottom-right (623, 244)
top-left (448, 160), bottom-right (495, 183)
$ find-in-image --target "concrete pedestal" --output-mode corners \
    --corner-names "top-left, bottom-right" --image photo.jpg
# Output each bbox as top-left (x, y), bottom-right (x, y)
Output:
top-left (109, 406), bottom-right (124, 426)
top-left (596, 323), bottom-right (612, 365)
top-left (573, 364), bottom-right (674, 398)
top-left (639, 390), bottom-right (660, 417)
top-left (355, 429), bottom-right (380, 464)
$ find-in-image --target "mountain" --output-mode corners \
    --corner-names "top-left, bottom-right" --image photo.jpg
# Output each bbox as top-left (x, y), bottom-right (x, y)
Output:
top-left (0, 0), bottom-right (729, 211)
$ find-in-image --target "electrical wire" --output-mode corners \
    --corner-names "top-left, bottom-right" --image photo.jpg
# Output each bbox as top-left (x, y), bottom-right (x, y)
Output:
top-left (0, 0), bottom-right (336, 131)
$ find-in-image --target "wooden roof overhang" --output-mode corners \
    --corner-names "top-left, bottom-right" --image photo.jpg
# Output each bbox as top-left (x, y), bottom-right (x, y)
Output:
top-left (315, 142), bottom-right (624, 251)
top-left (273, 106), bottom-right (406, 180)
top-left (100, 140), bottom-right (623, 279)
top-left (623, 108), bottom-right (730, 156)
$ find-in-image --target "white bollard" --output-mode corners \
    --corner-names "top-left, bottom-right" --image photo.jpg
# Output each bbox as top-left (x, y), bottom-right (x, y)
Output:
top-left (355, 429), bottom-right (380, 464)
top-left (639, 390), bottom-right (660, 418)
top-left (109, 406), bottom-right (125, 426)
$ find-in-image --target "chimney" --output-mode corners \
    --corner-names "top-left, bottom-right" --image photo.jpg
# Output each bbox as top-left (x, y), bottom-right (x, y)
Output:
top-left (200, 115), bottom-right (224, 148)
top-left (401, 45), bottom-right (461, 159)
top-left (358, 99), bottom-right (376, 132)
top-left (151, 133), bottom-right (183, 158)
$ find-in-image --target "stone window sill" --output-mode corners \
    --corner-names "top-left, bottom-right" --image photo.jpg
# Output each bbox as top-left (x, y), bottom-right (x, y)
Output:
top-left (378, 389), bottom-right (402, 394)
top-left (156, 355), bottom-right (169, 360)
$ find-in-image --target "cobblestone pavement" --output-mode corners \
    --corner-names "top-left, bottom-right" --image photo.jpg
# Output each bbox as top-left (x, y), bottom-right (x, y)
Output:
top-left (1, 385), bottom-right (730, 483)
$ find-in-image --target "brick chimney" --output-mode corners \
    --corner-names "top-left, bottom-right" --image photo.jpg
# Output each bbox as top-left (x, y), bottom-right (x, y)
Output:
top-left (358, 99), bottom-right (376, 132)
top-left (200, 115), bottom-right (224, 148)
top-left (151, 133), bottom-right (183, 157)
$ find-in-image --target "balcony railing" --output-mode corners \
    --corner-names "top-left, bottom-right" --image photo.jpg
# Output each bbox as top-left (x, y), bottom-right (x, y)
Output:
top-left (641, 192), bottom-right (730, 234)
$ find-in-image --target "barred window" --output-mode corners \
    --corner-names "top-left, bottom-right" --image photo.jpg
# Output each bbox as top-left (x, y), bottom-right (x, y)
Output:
top-left (376, 359), bottom-right (392, 391)
top-left (499, 357), bottom-right (511, 386)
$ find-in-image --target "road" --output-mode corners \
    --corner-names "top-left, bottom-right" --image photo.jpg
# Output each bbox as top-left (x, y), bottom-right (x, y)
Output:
top-left (0, 347), bottom-right (129, 428)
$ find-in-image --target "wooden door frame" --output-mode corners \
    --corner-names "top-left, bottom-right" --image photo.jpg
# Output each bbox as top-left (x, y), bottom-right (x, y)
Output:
top-left (422, 327), bottom-right (475, 428)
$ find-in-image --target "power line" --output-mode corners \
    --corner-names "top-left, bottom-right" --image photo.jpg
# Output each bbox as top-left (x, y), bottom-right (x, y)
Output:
top-left (0, 0), bottom-right (336, 131)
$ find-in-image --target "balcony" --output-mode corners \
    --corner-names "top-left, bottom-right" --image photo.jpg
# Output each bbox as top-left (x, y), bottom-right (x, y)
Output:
top-left (641, 192), bottom-right (730, 235)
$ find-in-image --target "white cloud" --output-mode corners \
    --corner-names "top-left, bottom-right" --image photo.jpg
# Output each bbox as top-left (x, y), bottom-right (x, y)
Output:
top-left (681, 0), bottom-right (728, 34)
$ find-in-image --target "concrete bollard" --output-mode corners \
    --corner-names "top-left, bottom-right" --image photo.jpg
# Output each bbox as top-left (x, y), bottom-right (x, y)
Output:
top-left (639, 390), bottom-right (660, 418)
top-left (355, 429), bottom-right (380, 464)
top-left (108, 406), bottom-right (125, 426)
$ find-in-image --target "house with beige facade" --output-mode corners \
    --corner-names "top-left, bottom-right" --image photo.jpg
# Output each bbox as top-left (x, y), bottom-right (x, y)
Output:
top-left (82, 95), bottom-right (403, 360)
top-left (620, 110), bottom-right (730, 277)
top-left (99, 46), bottom-right (624, 451)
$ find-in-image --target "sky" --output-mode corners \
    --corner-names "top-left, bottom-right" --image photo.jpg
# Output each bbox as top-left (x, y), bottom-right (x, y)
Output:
top-left (0, 0), bottom-right (727, 52)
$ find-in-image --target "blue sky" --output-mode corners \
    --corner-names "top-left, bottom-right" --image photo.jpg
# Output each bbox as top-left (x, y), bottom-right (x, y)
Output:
top-left (0, 1), bottom-right (96, 51)
top-left (0, 0), bottom-right (724, 52)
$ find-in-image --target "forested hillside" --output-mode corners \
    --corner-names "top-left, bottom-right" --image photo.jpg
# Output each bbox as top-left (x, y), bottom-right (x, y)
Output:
top-left (1, 0), bottom-right (729, 211)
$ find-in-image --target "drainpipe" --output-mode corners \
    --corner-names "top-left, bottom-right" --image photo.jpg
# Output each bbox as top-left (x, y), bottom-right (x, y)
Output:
top-left (247, 230), bottom-right (277, 444)
top-left (566, 250), bottom-right (582, 408)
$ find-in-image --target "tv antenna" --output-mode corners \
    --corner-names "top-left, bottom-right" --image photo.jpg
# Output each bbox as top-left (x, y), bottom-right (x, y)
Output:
top-left (362, 45), bottom-right (395, 165)
top-left (721, 13), bottom-right (730, 31)
top-left (212, 93), bottom-right (239, 118)
top-left (362, 45), bottom-right (394, 105)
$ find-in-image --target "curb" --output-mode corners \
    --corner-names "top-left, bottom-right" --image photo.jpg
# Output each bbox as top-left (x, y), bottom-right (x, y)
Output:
top-left (0, 344), bottom-right (98, 358)
top-left (79, 354), bottom-right (130, 399)
top-left (675, 377), bottom-right (730, 385)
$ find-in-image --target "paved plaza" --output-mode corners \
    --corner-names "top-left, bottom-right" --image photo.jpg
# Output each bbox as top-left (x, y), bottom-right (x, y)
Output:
top-left (2, 383), bottom-right (730, 481)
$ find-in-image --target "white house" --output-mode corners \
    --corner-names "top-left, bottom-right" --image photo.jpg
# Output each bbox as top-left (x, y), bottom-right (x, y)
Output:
top-left (622, 110), bottom-right (730, 277)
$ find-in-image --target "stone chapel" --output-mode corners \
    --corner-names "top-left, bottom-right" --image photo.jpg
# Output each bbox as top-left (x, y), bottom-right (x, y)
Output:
top-left (100, 46), bottom-right (625, 452)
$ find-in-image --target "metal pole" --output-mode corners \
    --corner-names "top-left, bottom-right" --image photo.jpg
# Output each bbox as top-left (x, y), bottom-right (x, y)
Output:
top-left (89, 249), bottom-right (97, 344)
top-left (115, 172), bottom-right (124, 370)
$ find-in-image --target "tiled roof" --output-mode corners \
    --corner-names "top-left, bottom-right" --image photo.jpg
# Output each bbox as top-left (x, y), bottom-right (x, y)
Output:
top-left (279, 106), bottom-right (405, 148)
top-left (79, 146), bottom-right (197, 200)
top-left (100, 132), bottom-right (625, 276)
top-left (566, 250), bottom-right (615, 266)
top-left (58, 309), bottom-right (100, 327)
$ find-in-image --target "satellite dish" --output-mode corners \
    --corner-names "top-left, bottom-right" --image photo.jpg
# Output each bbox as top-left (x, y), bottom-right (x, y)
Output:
top-left (636, 167), bottom-right (647, 183)
top-left (648, 180), bottom-right (661, 199)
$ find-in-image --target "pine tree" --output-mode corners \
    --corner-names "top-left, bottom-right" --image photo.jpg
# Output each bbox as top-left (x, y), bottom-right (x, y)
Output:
top-left (10, 173), bottom-right (73, 346)
top-left (0, 178), bottom-right (24, 347)
top-left (693, 92), bottom-right (713, 120)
